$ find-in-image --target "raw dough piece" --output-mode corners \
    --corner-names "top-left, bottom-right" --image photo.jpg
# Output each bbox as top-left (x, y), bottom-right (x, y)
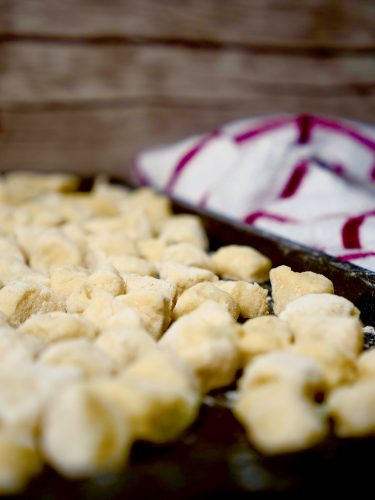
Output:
top-left (95, 327), bottom-right (156, 367)
top-left (270, 265), bottom-right (334, 315)
top-left (214, 280), bottom-right (269, 319)
top-left (39, 339), bottom-right (116, 378)
top-left (160, 322), bottom-right (240, 393)
top-left (237, 316), bottom-right (292, 365)
top-left (159, 215), bottom-right (208, 250)
top-left (0, 282), bottom-right (65, 327)
top-left (162, 243), bottom-right (212, 270)
top-left (173, 282), bottom-right (239, 320)
top-left (42, 382), bottom-right (132, 477)
top-left (159, 261), bottom-right (218, 296)
top-left (20, 312), bottom-right (98, 344)
top-left (211, 245), bottom-right (271, 282)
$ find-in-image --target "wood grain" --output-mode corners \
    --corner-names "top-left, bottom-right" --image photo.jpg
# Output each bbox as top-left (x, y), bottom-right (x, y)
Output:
top-left (1, 43), bottom-right (374, 106)
top-left (1, 95), bottom-right (374, 174)
top-left (0, 0), bottom-right (374, 173)
top-left (1, 0), bottom-right (374, 49)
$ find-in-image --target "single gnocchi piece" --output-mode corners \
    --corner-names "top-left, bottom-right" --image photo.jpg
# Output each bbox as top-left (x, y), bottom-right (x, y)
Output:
top-left (95, 328), bottom-right (156, 367)
top-left (100, 308), bottom-right (144, 332)
top-left (41, 382), bottom-right (133, 478)
top-left (239, 351), bottom-right (325, 395)
top-left (237, 316), bottom-right (292, 366)
top-left (291, 315), bottom-right (363, 359)
top-left (66, 267), bottom-right (125, 313)
top-left (80, 291), bottom-right (142, 331)
top-left (159, 261), bottom-right (218, 296)
top-left (279, 294), bottom-right (360, 330)
top-left (60, 223), bottom-right (88, 254)
top-left (123, 348), bottom-right (200, 395)
top-left (162, 243), bottom-right (212, 270)
top-left (0, 281), bottom-right (65, 327)
top-left (20, 200), bottom-right (65, 228)
top-left (173, 283), bottom-right (239, 320)
top-left (119, 188), bottom-right (172, 233)
top-left (86, 233), bottom-right (139, 260)
top-left (83, 211), bottom-right (152, 241)
top-left (356, 349), bottom-right (375, 379)
top-left (328, 379), bottom-right (375, 437)
top-left (49, 265), bottom-right (89, 300)
top-left (2, 171), bottom-right (78, 204)
top-left (137, 238), bottom-right (167, 265)
top-left (108, 256), bottom-right (157, 277)
top-left (38, 339), bottom-right (116, 378)
top-left (214, 280), bottom-right (269, 319)
top-left (124, 274), bottom-right (177, 312)
top-left (270, 265), bottom-right (334, 315)
top-left (0, 258), bottom-right (44, 286)
top-left (0, 432), bottom-right (42, 494)
top-left (165, 300), bottom-right (236, 340)
top-left (288, 341), bottom-right (357, 390)
top-left (93, 376), bottom-right (200, 444)
top-left (234, 381), bottom-right (328, 455)
top-left (0, 236), bottom-right (25, 263)
top-left (114, 291), bottom-right (170, 340)
top-left (159, 215), bottom-right (208, 250)
top-left (0, 326), bottom-right (44, 364)
top-left (160, 322), bottom-right (240, 393)
top-left (234, 351), bottom-right (327, 454)
top-left (0, 364), bottom-right (80, 436)
top-left (211, 245), bottom-right (271, 282)
top-left (118, 350), bottom-right (201, 442)
top-left (16, 228), bottom-right (83, 273)
top-left (92, 178), bottom-right (131, 204)
top-left (20, 312), bottom-right (98, 344)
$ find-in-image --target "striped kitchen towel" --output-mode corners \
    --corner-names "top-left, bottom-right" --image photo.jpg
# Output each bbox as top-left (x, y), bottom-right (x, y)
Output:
top-left (132, 114), bottom-right (375, 271)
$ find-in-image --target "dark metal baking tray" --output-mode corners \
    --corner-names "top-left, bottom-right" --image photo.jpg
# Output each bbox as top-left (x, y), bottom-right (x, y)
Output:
top-left (13, 179), bottom-right (375, 499)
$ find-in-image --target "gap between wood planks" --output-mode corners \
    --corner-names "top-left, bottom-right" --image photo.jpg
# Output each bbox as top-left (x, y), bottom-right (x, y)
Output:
top-left (0, 33), bottom-right (374, 56)
top-left (1, 84), bottom-right (375, 113)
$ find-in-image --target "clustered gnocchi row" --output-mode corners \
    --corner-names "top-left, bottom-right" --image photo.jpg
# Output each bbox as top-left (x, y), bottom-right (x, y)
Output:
top-left (0, 172), bottom-right (372, 494)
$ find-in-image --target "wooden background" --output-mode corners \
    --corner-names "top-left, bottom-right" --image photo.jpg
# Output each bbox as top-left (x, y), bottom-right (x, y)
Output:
top-left (0, 0), bottom-right (374, 175)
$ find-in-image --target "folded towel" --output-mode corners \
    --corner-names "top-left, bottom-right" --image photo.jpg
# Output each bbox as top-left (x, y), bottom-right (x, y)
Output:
top-left (133, 114), bottom-right (375, 271)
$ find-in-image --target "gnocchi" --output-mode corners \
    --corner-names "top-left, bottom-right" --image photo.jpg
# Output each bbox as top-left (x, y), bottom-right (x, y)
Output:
top-left (0, 172), bottom-right (370, 492)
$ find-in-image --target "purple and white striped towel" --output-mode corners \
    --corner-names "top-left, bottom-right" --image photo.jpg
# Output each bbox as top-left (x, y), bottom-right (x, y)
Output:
top-left (132, 114), bottom-right (375, 271)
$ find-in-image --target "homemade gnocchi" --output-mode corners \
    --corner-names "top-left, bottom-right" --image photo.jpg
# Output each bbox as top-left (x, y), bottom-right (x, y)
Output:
top-left (0, 171), bottom-right (372, 493)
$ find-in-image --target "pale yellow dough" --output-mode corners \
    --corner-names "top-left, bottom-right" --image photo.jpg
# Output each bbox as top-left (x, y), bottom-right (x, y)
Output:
top-left (173, 282), bottom-right (239, 320)
top-left (214, 280), bottom-right (269, 319)
top-left (160, 321), bottom-right (240, 393)
top-left (0, 432), bottom-right (42, 494)
top-left (41, 382), bottom-right (133, 478)
top-left (328, 379), bottom-right (375, 437)
top-left (20, 312), bottom-right (98, 344)
top-left (270, 265), bottom-right (334, 315)
top-left (95, 327), bottom-right (156, 367)
top-left (162, 242), bottom-right (212, 270)
top-left (234, 382), bottom-right (327, 455)
top-left (159, 261), bottom-right (218, 296)
top-left (16, 228), bottom-right (83, 273)
top-left (0, 281), bottom-right (65, 327)
top-left (357, 348), bottom-right (375, 379)
top-left (159, 215), bottom-right (208, 249)
top-left (211, 245), bottom-right (271, 282)
top-left (0, 326), bottom-right (44, 364)
top-left (38, 339), bottom-right (116, 378)
top-left (235, 351), bottom-right (327, 454)
top-left (237, 316), bottom-right (292, 366)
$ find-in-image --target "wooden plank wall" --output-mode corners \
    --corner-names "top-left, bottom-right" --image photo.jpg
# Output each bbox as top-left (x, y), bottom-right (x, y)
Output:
top-left (0, 0), bottom-right (374, 175)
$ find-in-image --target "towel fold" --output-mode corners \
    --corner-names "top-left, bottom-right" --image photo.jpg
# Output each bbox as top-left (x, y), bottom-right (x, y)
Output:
top-left (133, 114), bottom-right (375, 271)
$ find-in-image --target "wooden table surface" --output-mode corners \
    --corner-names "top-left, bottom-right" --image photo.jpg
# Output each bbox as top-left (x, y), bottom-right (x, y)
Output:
top-left (0, 0), bottom-right (374, 175)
